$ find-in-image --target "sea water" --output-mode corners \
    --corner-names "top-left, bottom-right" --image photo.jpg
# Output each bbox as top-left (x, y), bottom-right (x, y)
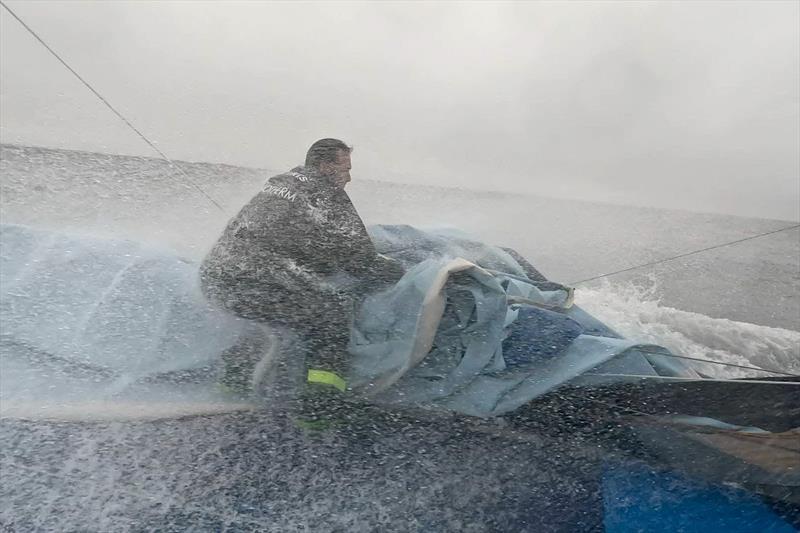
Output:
top-left (1, 144), bottom-right (797, 530)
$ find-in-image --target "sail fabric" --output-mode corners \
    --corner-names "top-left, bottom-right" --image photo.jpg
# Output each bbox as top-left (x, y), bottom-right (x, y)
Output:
top-left (0, 224), bottom-right (260, 379)
top-left (351, 225), bottom-right (697, 416)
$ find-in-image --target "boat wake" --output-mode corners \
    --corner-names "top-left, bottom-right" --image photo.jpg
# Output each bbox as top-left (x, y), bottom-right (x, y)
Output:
top-left (577, 280), bottom-right (800, 379)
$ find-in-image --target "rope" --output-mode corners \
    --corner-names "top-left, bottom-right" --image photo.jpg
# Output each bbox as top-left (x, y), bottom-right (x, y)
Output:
top-left (0, 0), bottom-right (225, 212)
top-left (590, 373), bottom-right (800, 386)
top-left (637, 348), bottom-right (800, 378)
top-left (571, 223), bottom-right (800, 285)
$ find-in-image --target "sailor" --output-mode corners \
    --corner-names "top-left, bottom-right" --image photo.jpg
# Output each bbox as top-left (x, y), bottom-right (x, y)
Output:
top-left (200, 138), bottom-right (404, 406)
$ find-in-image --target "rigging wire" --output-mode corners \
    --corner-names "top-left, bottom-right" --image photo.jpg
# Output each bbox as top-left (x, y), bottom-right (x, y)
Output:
top-left (0, 0), bottom-right (225, 212)
top-left (570, 223), bottom-right (800, 285)
top-left (636, 348), bottom-right (800, 378)
top-left (590, 373), bottom-right (800, 386)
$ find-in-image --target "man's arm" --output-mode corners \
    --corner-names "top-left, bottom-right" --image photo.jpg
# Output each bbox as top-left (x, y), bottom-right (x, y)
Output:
top-left (369, 253), bottom-right (406, 284)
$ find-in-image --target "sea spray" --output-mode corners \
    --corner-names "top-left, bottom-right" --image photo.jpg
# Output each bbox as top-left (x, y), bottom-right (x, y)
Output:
top-left (577, 279), bottom-right (800, 378)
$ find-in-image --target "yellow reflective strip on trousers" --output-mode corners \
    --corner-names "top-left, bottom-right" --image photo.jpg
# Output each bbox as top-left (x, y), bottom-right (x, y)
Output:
top-left (307, 369), bottom-right (347, 392)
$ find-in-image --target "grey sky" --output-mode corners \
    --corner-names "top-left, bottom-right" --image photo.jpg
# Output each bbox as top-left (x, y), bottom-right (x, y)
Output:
top-left (1, 1), bottom-right (798, 220)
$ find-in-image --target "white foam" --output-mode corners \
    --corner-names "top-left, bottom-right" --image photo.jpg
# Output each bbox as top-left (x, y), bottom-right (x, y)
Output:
top-left (577, 280), bottom-right (800, 379)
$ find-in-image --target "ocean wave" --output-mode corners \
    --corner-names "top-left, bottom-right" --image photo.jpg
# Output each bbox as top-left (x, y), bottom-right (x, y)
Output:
top-left (577, 279), bottom-right (800, 379)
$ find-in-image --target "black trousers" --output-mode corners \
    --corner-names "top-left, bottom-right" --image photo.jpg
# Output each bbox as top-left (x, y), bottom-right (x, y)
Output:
top-left (202, 273), bottom-right (354, 390)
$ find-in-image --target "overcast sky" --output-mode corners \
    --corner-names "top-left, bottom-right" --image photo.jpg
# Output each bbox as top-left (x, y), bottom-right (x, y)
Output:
top-left (1, 1), bottom-right (798, 220)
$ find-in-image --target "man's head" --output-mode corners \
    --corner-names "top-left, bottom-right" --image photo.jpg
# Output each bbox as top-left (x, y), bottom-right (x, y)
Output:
top-left (305, 138), bottom-right (352, 189)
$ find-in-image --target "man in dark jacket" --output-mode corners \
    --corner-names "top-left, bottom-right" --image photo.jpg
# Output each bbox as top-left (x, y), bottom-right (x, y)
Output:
top-left (201, 138), bottom-right (403, 397)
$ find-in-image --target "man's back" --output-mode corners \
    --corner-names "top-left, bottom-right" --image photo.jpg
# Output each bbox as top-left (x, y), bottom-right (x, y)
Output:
top-left (200, 165), bottom-right (379, 297)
